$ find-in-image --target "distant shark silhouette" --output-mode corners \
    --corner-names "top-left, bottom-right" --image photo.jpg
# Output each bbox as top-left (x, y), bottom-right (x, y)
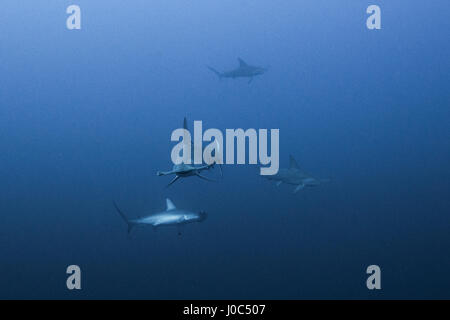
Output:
top-left (114, 198), bottom-right (207, 235)
top-left (157, 117), bottom-right (222, 187)
top-left (266, 155), bottom-right (330, 193)
top-left (208, 58), bottom-right (267, 83)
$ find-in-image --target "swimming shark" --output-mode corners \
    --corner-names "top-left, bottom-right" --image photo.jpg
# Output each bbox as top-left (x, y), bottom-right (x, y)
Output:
top-left (157, 162), bottom-right (217, 186)
top-left (265, 155), bottom-right (330, 193)
top-left (157, 117), bottom-right (222, 187)
top-left (113, 198), bottom-right (207, 235)
top-left (208, 58), bottom-right (267, 83)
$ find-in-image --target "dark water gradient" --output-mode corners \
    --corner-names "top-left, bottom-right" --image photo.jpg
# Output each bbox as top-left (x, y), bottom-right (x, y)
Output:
top-left (0, 0), bottom-right (449, 299)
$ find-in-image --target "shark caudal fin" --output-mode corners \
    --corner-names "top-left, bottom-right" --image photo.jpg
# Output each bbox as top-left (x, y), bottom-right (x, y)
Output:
top-left (293, 184), bottom-right (305, 193)
top-left (113, 201), bottom-right (135, 234)
top-left (207, 66), bottom-right (223, 79)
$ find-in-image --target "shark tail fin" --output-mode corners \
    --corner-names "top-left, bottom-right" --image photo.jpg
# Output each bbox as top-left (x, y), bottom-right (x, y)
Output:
top-left (207, 66), bottom-right (223, 79)
top-left (113, 201), bottom-right (135, 234)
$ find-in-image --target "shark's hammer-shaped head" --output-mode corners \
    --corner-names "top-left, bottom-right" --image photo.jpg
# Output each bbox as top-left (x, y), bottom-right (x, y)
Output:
top-left (252, 66), bottom-right (267, 76)
top-left (181, 210), bottom-right (207, 223)
top-left (197, 211), bottom-right (208, 222)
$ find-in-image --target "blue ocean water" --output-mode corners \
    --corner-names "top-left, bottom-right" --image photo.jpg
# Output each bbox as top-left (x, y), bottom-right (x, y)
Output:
top-left (0, 0), bottom-right (449, 299)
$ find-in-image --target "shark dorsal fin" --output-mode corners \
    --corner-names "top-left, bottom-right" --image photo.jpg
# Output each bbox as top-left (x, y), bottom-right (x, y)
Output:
top-left (289, 155), bottom-right (300, 170)
top-left (183, 116), bottom-right (190, 147)
top-left (182, 117), bottom-right (194, 163)
top-left (166, 198), bottom-right (176, 211)
top-left (238, 58), bottom-right (248, 67)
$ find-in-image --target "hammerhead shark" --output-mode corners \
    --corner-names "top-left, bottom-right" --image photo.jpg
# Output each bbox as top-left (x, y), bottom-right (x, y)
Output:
top-left (266, 155), bottom-right (330, 193)
top-left (157, 163), bottom-right (217, 186)
top-left (157, 117), bottom-right (222, 187)
top-left (113, 198), bottom-right (207, 235)
top-left (208, 58), bottom-right (267, 83)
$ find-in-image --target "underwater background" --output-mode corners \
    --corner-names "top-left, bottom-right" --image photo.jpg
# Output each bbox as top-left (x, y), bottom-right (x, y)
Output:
top-left (0, 0), bottom-right (449, 299)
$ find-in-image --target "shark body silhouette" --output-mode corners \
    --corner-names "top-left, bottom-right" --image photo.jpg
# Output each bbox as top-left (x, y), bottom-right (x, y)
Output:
top-left (208, 58), bottom-right (267, 83)
top-left (114, 198), bottom-right (207, 235)
top-left (266, 155), bottom-right (330, 193)
top-left (157, 117), bottom-right (222, 187)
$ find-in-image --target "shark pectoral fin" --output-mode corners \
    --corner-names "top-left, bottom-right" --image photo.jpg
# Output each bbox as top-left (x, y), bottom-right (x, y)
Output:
top-left (166, 176), bottom-right (180, 187)
top-left (177, 225), bottom-right (184, 237)
top-left (276, 181), bottom-right (282, 187)
top-left (248, 77), bottom-right (253, 84)
top-left (127, 224), bottom-right (134, 234)
top-left (196, 173), bottom-right (216, 182)
top-left (157, 170), bottom-right (172, 176)
top-left (294, 184), bottom-right (305, 193)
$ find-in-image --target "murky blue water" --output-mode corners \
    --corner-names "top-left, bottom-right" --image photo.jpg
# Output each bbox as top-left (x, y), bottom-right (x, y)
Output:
top-left (0, 0), bottom-right (449, 299)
